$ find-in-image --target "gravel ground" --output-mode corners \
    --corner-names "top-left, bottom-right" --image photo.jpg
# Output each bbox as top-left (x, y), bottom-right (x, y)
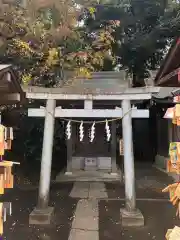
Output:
top-left (99, 200), bottom-right (179, 240)
top-left (1, 183), bottom-right (77, 240)
top-left (101, 164), bottom-right (177, 240)
top-left (105, 164), bottom-right (173, 200)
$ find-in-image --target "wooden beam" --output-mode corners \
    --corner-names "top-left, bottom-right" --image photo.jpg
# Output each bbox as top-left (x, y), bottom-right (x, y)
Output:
top-left (0, 93), bottom-right (20, 102)
top-left (26, 92), bottom-right (153, 100)
top-left (157, 67), bottom-right (180, 85)
top-left (28, 108), bottom-right (149, 118)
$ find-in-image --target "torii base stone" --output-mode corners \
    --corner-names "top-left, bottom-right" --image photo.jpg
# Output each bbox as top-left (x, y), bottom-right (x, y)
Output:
top-left (120, 208), bottom-right (144, 227)
top-left (29, 207), bottom-right (54, 225)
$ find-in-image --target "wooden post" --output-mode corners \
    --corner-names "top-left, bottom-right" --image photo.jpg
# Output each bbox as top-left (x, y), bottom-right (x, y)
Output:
top-left (38, 99), bottom-right (56, 209)
top-left (120, 99), bottom-right (144, 227)
top-left (122, 99), bottom-right (136, 211)
top-left (111, 121), bottom-right (117, 173)
top-left (29, 99), bottom-right (56, 225)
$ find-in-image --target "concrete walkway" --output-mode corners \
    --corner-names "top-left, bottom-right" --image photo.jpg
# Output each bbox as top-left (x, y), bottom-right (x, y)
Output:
top-left (68, 182), bottom-right (107, 240)
top-left (70, 182), bottom-right (108, 199)
top-left (69, 199), bottom-right (99, 240)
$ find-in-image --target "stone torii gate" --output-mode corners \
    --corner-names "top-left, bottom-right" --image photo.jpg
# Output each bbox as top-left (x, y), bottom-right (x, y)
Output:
top-left (25, 87), bottom-right (159, 227)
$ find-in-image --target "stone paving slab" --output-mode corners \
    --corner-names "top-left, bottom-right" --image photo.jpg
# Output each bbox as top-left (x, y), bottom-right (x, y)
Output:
top-left (74, 199), bottom-right (98, 217)
top-left (70, 182), bottom-right (108, 199)
top-left (89, 182), bottom-right (107, 190)
top-left (89, 190), bottom-right (108, 199)
top-left (70, 182), bottom-right (89, 198)
top-left (70, 190), bottom-right (89, 198)
top-left (72, 215), bottom-right (99, 231)
top-left (68, 229), bottom-right (99, 240)
top-left (71, 199), bottom-right (99, 231)
top-left (89, 182), bottom-right (108, 199)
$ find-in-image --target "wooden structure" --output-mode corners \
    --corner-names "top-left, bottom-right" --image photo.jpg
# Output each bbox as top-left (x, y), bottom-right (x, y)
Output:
top-left (154, 38), bottom-right (180, 171)
top-left (162, 95), bottom-right (180, 239)
top-left (0, 160), bottom-right (18, 235)
top-left (0, 64), bottom-right (23, 237)
top-left (155, 38), bottom-right (180, 86)
top-left (156, 39), bottom-right (180, 238)
top-left (24, 71), bottom-right (160, 227)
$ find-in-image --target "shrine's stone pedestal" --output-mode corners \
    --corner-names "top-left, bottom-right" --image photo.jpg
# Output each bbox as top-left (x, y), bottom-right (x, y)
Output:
top-left (120, 208), bottom-right (144, 227)
top-left (71, 156), bottom-right (112, 171)
top-left (65, 172), bottom-right (73, 175)
top-left (29, 207), bottom-right (54, 225)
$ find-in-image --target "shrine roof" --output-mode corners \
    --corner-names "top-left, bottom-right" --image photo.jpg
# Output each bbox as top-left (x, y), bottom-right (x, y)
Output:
top-left (23, 70), bottom-right (164, 101)
top-left (24, 71), bottom-right (159, 96)
top-left (53, 70), bottom-right (130, 95)
top-left (155, 38), bottom-right (180, 86)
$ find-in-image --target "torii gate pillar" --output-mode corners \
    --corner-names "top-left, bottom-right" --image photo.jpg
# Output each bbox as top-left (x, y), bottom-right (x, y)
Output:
top-left (29, 99), bottom-right (56, 225)
top-left (120, 99), bottom-right (144, 227)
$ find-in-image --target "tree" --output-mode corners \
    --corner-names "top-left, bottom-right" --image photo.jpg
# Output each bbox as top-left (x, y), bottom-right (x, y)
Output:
top-left (0, 0), bottom-right (180, 86)
top-left (82, 0), bottom-right (180, 86)
top-left (0, 1), bottom-right (82, 86)
top-left (0, 0), bottom-right (120, 86)
top-left (117, 0), bottom-right (180, 85)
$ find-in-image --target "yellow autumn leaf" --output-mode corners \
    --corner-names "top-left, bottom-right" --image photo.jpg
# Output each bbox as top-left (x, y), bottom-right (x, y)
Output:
top-left (46, 48), bottom-right (59, 66)
top-left (13, 39), bottom-right (34, 55)
top-left (22, 73), bottom-right (32, 85)
top-left (75, 67), bottom-right (92, 78)
top-left (89, 7), bottom-right (96, 14)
